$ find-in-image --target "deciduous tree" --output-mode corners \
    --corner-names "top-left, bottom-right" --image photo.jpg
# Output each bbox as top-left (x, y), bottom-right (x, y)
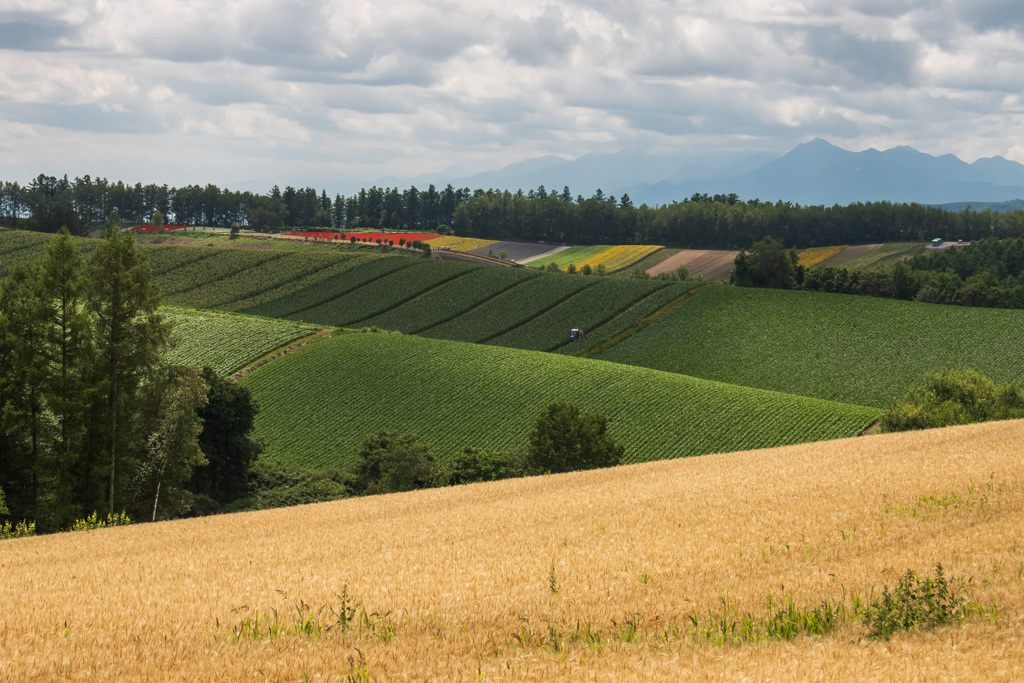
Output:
top-left (526, 403), bottom-right (624, 474)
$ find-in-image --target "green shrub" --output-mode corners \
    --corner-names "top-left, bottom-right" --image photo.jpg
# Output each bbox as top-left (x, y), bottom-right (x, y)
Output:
top-left (230, 460), bottom-right (351, 511)
top-left (70, 512), bottom-right (132, 531)
top-left (881, 368), bottom-right (1024, 432)
top-left (352, 432), bottom-right (435, 495)
top-left (438, 447), bottom-right (527, 486)
top-left (862, 565), bottom-right (970, 640)
top-left (0, 520), bottom-right (36, 539)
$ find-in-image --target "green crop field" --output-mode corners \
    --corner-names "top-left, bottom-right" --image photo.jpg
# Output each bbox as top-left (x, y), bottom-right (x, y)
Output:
top-left (419, 273), bottom-right (596, 343)
top-left (244, 255), bottom-right (412, 319)
top-left (597, 286), bottom-right (1024, 408)
top-left (163, 307), bottom-right (314, 376)
top-left (161, 250), bottom-right (365, 310)
top-left (237, 331), bottom-right (881, 470)
top-left (485, 277), bottom-right (669, 352)
top-left (292, 259), bottom-right (479, 327)
top-left (555, 281), bottom-right (702, 356)
top-left (358, 266), bottom-right (540, 333)
top-left (526, 245), bottom-right (613, 270)
top-left (156, 249), bottom-right (287, 297)
top-left (225, 254), bottom-right (378, 313)
top-left (145, 244), bottom-right (223, 277)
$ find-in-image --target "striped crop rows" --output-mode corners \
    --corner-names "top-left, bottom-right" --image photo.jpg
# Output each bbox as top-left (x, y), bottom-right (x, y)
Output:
top-left (238, 332), bottom-right (881, 471)
top-left (597, 286), bottom-right (1024, 408)
top-left (293, 260), bottom-right (479, 327)
top-left (163, 307), bottom-right (312, 375)
top-left (359, 267), bottom-right (540, 333)
top-left (486, 278), bottom-right (668, 352)
top-left (246, 256), bottom-right (413, 320)
top-left (156, 249), bottom-right (286, 297)
top-left (418, 273), bottom-right (596, 343)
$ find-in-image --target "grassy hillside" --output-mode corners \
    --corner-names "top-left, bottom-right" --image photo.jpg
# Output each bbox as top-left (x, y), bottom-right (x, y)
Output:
top-left (237, 331), bottom-right (880, 470)
top-left (597, 286), bottom-right (1024, 408)
top-left (5, 419), bottom-right (1021, 680)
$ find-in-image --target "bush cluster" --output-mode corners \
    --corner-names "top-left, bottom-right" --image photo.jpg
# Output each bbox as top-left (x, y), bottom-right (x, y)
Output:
top-left (881, 368), bottom-right (1024, 432)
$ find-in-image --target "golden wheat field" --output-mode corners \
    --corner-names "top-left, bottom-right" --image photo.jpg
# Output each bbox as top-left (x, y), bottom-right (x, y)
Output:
top-left (3, 420), bottom-right (1024, 681)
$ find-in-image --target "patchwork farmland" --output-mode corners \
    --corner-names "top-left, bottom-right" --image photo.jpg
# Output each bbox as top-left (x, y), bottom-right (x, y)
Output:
top-left (4, 227), bottom-right (1024, 681)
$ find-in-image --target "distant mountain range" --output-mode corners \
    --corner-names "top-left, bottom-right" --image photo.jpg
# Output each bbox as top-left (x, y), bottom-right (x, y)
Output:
top-left (363, 139), bottom-right (1024, 210)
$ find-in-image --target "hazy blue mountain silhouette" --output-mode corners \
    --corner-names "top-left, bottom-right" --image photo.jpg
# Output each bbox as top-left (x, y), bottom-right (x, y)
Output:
top-left (619, 139), bottom-right (1024, 206)
top-left (322, 139), bottom-right (1024, 208)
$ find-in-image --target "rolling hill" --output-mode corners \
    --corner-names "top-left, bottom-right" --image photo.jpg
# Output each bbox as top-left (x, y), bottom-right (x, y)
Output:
top-left (4, 418), bottom-right (1021, 680)
top-left (596, 286), bottom-right (1024, 408)
top-left (234, 330), bottom-right (880, 470)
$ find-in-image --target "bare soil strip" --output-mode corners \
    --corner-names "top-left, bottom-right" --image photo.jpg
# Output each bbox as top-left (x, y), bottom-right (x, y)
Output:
top-left (519, 245), bottom-right (571, 263)
top-left (819, 243), bottom-right (883, 268)
top-left (647, 249), bottom-right (738, 281)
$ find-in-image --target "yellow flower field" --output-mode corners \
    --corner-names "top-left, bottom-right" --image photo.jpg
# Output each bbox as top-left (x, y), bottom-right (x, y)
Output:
top-left (797, 245), bottom-right (847, 267)
top-left (3, 419), bottom-right (1023, 680)
top-left (425, 236), bottom-right (499, 251)
top-left (574, 244), bottom-right (663, 272)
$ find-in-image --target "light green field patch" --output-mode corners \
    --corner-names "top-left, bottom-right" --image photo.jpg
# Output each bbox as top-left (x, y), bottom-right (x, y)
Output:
top-left (163, 307), bottom-right (314, 376)
top-left (597, 286), bottom-right (1024, 408)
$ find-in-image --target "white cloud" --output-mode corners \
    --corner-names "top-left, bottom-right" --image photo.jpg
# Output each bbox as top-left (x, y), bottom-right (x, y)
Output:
top-left (0, 0), bottom-right (1022, 188)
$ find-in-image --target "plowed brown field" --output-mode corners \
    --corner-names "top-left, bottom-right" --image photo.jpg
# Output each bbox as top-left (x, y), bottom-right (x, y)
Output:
top-left (647, 249), bottom-right (739, 281)
top-left (3, 420), bottom-right (1023, 681)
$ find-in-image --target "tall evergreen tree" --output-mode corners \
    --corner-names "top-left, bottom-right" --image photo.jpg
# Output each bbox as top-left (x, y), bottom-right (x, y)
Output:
top-left (87, 230), bottom-right (170, 515)
top-left (0, 259), bottom-right (48, 523)
top-left (36, 229), bottom-right (93, 528)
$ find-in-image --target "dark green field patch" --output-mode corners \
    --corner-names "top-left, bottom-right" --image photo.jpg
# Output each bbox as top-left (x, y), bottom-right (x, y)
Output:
top-left (359, 266), bottom-right (540, 334)
top-left (486, 277), bottom-right (669, 352)
top-left (246, 255), bottom-right (413, 320)
top-left (420, 273), bottom-right (596, 343)
top-left (295, 259), bottom-right (479, 327)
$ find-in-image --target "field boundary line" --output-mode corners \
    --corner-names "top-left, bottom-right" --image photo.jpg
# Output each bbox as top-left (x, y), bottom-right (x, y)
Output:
top-left (228, 328), bottom-right (332, 381)
top-left (547, 282), bottom-right (671, 353)
top-left (477, 280), bottom-right (600, 344)
top-left (415, 273), bottom-right (542, 335)
top-left (344, 263), bottom-right (479, 327)
top-left (213, 254), bottom-right (338, 309)
top-left (235, 255), bottom-right (380, 315)
top-left (283, 258), bottom-right (417, 319)
top-left (577, 284), bottom-right (717, 358)
top-left (163, 251), bottom-right (289, 297)
top-left (147, 247), bottom-right (223, 277)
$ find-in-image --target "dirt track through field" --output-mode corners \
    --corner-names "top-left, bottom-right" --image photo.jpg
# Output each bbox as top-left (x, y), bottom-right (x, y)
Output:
top-left (647, 249), bottom-right (738, 281)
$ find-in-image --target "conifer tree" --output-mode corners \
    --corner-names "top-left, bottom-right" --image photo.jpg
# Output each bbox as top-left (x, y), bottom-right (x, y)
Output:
top-left (87, 230), bottom-right (170, 515)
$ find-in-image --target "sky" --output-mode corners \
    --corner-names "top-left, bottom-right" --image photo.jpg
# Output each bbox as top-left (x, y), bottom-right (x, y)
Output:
top-left (2, 0), bottom-right (1023, 193)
